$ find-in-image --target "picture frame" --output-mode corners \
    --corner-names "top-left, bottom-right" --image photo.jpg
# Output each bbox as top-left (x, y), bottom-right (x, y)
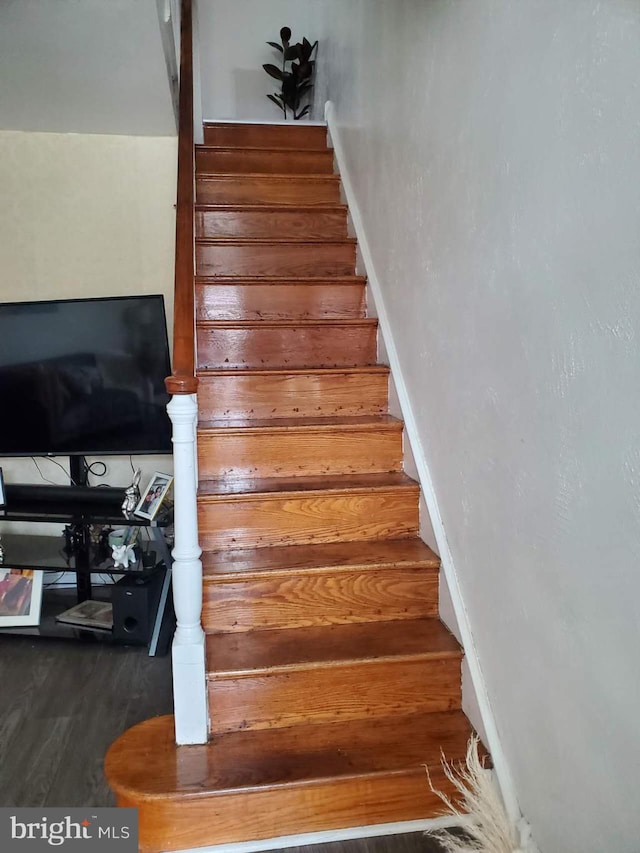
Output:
top-left (0, 569), bottom-right (44, 627)
top-left (133, 472), bottom-right (173, 521)
top-left (0, 467), bottom-right (5, 508)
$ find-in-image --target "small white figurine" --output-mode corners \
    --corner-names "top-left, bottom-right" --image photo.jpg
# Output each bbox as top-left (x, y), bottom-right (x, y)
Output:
top-left (111, 543), bottom-right (137, 568)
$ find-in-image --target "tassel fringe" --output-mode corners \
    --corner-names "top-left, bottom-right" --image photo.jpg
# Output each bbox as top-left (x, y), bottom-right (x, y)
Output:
top-left (424, 735), bottom-right (521, 853)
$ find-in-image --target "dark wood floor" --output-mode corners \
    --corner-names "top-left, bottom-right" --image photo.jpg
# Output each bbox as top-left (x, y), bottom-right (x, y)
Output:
top-left (0, 634), bottom-right (173, 808)
top-left (0, 632), bottom-right (449, 853)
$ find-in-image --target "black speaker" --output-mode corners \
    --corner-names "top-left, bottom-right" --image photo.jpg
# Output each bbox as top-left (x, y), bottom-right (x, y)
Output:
top-left (111, 569), bottom-right (164, 645)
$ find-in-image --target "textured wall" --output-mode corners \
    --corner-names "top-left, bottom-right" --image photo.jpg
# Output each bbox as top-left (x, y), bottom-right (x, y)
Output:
top-left (312, 1), bottom-right (640, 851)
top-left (0, 130), bottom-right (177, 500)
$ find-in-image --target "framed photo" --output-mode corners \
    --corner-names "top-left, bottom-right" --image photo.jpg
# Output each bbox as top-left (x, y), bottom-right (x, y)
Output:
top-left (0, 467), bottom-right (5, 508)
top-left (0, 569), bottom-right (44, 627)
top-left (133, 472), bottom-right (173, 521)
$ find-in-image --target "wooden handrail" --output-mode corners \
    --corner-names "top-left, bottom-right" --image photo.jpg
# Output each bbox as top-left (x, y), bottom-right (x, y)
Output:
top-left (166, 0), bottom-right (197, 396)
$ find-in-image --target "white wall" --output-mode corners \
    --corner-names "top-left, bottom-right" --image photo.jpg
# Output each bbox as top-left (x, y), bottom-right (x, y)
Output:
top-left (0, 130), bottom-right (177, 514)
top-left (198, 0), bottom-right (319, 120)
top-left (313, 1), bottom-right (640, 851)
top-left (0, 0), bottom-right (175, 136)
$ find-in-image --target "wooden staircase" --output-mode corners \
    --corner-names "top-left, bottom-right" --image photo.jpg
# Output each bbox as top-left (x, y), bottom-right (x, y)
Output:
top-left (106, 122), bottom-right (480, 853)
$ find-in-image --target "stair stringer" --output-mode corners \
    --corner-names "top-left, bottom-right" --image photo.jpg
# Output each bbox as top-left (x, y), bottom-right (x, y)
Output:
top-left (325, 99), bottom-right (521, 828)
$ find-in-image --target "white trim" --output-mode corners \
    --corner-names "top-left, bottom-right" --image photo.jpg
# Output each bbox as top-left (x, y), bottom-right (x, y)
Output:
top-left (324, 99), bottom-right (521, 826)
top-left (172, 816), bottom-right (463, 853)
top-left (192, 0), bottom-right (204, 145)
top-left (155, 0), bottom-right (179, 129)
top-left (202, 118), bottom-right (327, 127)
top-left (167, 393), bottom-right (208, 744)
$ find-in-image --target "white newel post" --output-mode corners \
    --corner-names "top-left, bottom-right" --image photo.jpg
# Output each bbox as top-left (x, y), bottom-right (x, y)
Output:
top-left (167, 392), bottom-right (208, 744)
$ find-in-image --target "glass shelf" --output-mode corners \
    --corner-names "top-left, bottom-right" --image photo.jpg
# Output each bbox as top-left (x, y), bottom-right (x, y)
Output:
top-left (0, 533), bottom-right (162, 576)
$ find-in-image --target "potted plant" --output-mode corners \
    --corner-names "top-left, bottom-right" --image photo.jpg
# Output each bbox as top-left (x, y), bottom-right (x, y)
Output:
top-left (263, 27), bottom-right (318, 120)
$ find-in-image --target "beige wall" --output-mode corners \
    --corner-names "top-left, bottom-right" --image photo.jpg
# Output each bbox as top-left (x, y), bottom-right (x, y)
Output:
top-left (0, 130), bottom-right (177, 503)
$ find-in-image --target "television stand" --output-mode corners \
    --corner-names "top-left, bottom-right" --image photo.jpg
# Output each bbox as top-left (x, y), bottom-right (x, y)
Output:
top-left (0, 480), bottom-right (174, 656)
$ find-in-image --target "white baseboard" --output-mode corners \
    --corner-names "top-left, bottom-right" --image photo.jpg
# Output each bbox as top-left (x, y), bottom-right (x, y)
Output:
top-left (174, 816), bottom-right (463, 853)
top-left (324, 99), bottom-right (521, 826)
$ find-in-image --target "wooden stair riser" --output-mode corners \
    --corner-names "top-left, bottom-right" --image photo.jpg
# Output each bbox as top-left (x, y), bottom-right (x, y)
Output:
top-left (195, 208), bottom-right (348, 240)
top-left (196, 148), bottom-right (334, 175)
top-left (202, 567), bottom-right (439, 632)
top-left (120, 765), bottom-right (462, 852)
top-left (203, 122), bottom-right (328, 150)
top-left (196, 241), bottom-right (356, 277)
top-left (197, 176), bottom-right (341, 206)
top-left (197, 486), bottom-right (419, 550)
top-left (197, 370), bottom-right (389, 420)
top-left (209, 657), bottom-right (461, 733)
top-left (197, 423), bottom-right (402, 478)
top-left (195, 280), bottom-right (366, 321)
top-left (196, 321), bottom-right (377, 370)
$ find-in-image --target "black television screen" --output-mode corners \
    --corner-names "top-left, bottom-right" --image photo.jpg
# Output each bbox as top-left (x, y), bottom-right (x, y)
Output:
top-left (0, 295), bottom-right (172, 457)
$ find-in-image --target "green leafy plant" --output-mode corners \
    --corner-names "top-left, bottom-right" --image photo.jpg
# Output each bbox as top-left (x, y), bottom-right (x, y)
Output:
top-left (263, 26), bottom-right (318, 120)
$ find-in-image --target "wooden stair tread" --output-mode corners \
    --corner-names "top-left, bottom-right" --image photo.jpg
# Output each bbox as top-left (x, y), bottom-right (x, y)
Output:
top-left (106, 710), bottom-right (475, 798)
top-left (197, 414), bottom-right (402, 432)
top-left (196, 275), bottom-right (366, 285)
top-left (195, 203), bottom-right (347, 212)
top-left (196, 237), bottom-right (357, 246)
top-left (197, 172), bottom-right (341, 181)
top-left (198, 471), bottom-right (418, 498)
top-left (197, 365), bottom-right (389, 376)
top-left (196, 145), bottom-right (332, 154)
top-left (207, 618), bottom-right (460, 675)
top-left (201, 538), bottom-right (438, 578)
top-left (197, 318), bottom-right (377, 329)
top-left (197, 146), bottom-right (331, 154)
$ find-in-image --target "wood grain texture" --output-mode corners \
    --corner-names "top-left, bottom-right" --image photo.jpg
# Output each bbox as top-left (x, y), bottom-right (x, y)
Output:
top-left (119, 772), bottom-right (454, 853)
top-left (196, 415), bottom-right (402, 478)
top-left (196, 147), bottom-right (335, 175)
top-left (195, 277), bottom-right (367, 320)
top-left (202, 566), bottom-right (439, 632)
top-left (196, 239), bottom-right (356, 277)
top-left (106, 711), bottom-right (478, 850)
top-left (208, 657), bottom-right (461, 732)
top-left (197, 174), bottom-right (341, 206)
top-left (195, 205), bottom-right (348, 240)
top-left (203, 122), bottom-right (328, 149)
top-left (196, 475), bottom-right (420, 550)
top-left (196, 319), bottom-right (377, 370)
top-left (165, 0), bottom-right (196, 395)
top-left (196, 366), bottom-right (389, 420)
top-left (200, 538), bottom-right (440, 577)
top-left (105, 117), bottom-right (477, 849)
top-left (207, 618), bottom-right (459, 672)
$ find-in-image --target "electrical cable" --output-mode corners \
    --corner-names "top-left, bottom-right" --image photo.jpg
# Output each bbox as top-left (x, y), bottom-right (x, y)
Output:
top-left (86, 460), bottom-right (107, 480)
top-left (43, 572), bottom-right (67, 588)
top-left (31, 457), bottom-right (64, 486)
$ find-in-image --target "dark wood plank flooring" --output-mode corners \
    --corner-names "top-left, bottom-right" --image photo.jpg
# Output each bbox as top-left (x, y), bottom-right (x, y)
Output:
top-left (0, 633), bottom-right (449, 852)
top-left (0, 634), bottom-right (173, 808)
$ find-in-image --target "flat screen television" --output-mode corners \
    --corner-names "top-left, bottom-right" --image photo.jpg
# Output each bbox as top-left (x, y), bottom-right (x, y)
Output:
top-left (0, 295), bottom-right (172, 457)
